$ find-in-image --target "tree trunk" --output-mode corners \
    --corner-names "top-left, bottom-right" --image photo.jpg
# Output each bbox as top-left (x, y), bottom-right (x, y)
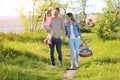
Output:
top-left (81, 0), bottom-right (86, 27)
top-left (82, 0), bottom-right (86, 21)
top-left (31, 0), bottom-right (36, 32)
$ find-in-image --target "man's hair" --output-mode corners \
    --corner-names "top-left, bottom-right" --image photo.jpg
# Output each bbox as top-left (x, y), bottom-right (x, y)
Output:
top-left (54, 7), bottom-right (60, 12)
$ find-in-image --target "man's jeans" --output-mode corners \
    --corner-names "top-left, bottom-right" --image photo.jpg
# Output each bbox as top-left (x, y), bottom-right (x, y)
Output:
top-left (68, 38), bottom-right (80, 68)
top-left (49, 37), bottom-right (62, 66)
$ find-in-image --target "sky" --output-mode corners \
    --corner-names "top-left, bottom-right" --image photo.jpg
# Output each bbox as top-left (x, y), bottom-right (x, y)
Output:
top-left (0, 0), bottom-right (106, 16)
top-left (0, 0), bottom-right (20, 16)
top-left (0, 0), bottom-right (32, 16)
top-left (86, 0), bottom-right (106, 13)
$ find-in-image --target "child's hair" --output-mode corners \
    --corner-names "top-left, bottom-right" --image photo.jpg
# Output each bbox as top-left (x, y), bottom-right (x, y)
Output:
top-left (44, 9), bottom-right (52, 22)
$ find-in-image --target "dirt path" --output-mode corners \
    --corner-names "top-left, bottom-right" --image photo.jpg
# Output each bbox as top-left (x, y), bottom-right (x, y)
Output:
top-left (63, 70), bottom-right (77, 80)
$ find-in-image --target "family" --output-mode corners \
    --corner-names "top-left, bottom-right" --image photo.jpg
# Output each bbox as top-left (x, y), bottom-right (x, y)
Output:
top-left (41, 7), bottom-right (82, 70)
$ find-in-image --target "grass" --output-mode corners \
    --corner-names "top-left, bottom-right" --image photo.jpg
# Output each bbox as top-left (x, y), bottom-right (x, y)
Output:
top-left (0, 31), bottom-right (68, 80)
top-left (75, 32), bottom-right (120, 80)
top-left (0, 30), bottom-right (120, 80)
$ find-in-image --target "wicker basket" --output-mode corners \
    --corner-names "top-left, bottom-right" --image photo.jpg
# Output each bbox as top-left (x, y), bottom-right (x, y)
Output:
top-left (78, 41), bottom-right (93, 57)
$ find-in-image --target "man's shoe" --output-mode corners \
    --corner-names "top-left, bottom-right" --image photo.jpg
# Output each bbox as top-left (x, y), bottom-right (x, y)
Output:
top-left (50, 65), bottom-right (55, 68)
top-left (59, 61), bottom-right (63, 66)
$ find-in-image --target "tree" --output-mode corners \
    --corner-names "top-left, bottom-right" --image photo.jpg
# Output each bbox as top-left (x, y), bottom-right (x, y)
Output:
top-left (18, 0), bottom-right (66, 31)
top-left (16, 7), bottom-right (30, 30)
top-left (94, 0), bottom-right (119, 40)
top-left (78, 0), bottom-right (87, 27)
top-left (31, 0), bottom-right (36, 31)
top-left (67, 0), bottom-right (87, 27)
top-left (111, 0), bottom-right (120, 12)
top-left (81, 0), bottom-right (86, 22)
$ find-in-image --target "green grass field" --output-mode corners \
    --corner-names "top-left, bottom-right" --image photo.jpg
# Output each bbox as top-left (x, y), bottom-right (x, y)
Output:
top-left (0, 30), bottom-right (120, 80)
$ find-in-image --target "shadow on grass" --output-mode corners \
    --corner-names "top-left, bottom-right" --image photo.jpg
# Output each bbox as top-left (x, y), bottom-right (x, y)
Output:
top-left (0, 47), bottom-right (49, 65)
top-left (0, 31), bottom-right (46, 43)
top-left (94, 57), bottom-right (120, 64)
top-left (17, 35), bottom-right (45, 43)
top-left (17, 72), bottom-right (48, 80)
top-left (0, 46), bottom-right (52, 80)
top-left (80, 56), bottom-right (120, 69)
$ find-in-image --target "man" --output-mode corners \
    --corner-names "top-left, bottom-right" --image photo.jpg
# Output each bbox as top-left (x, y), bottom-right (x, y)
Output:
top-left (49, 7), bottom-right (65, 66)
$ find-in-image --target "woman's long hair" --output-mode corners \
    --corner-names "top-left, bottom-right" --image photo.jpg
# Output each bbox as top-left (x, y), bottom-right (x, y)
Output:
top-left (66, 12), bottom-right (76, 22)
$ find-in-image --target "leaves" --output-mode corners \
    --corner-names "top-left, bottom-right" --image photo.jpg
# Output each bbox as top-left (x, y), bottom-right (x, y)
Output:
top-left (94, 0), bottom-right (119, 40)
top-left (18, 0), bottom-right (64, 31)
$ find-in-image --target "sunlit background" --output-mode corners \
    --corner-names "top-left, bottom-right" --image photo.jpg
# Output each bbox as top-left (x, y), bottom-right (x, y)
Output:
top-left (0, 0), bottom-right (106, 16)
top-left (0, 0), bottom-right (106, 33)
top-left (0, 0), bottom-right (32, 16)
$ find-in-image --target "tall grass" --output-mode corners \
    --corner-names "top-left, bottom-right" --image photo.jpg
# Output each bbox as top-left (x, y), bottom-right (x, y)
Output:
top-left (0, 31), bottom-right (68, 80)
top-left (75, 32), bottom-right (120, 80)
top-left (0, 30), bottom-right (120, 80)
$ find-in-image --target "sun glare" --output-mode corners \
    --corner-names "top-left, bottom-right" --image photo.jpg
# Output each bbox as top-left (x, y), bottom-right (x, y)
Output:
top-left (0, 0), bottom-right (106, 16)
top-left (0, 0), bottom-right (32, 16)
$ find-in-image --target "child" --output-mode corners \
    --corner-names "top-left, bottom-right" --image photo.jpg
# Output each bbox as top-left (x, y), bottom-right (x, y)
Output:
top-left (41, 9), bottom-right (53, 45)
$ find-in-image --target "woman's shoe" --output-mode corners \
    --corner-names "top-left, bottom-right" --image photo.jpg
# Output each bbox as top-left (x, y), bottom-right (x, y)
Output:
top-left (67, 67), bottom-right (76, 70)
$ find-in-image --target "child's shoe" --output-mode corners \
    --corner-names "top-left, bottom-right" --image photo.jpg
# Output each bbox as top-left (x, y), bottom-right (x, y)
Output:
top-left (47, 40), bottom-right (52, 44)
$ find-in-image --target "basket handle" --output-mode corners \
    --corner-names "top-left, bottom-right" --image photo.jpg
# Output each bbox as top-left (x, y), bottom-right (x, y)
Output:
top-left (81, 40), bottom-right (88, 47)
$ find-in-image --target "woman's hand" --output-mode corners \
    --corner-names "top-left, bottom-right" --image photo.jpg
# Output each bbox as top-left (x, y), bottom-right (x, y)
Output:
top-left (62, 37), bottom-right (66, 42)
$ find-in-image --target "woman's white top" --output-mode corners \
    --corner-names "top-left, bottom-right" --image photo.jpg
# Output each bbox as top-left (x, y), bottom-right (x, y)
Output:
top-left (70, 24), bottom-right (80, 39)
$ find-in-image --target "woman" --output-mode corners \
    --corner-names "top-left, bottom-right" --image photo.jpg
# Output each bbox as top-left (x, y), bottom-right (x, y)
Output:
top-left (65, 12), bottom-right (82, 70)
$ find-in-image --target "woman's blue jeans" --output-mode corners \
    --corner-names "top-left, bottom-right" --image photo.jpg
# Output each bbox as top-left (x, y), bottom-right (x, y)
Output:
top-left (68, 38), bottom-right (80, 68)
top-left (49, 37), bottom-right (62, 66)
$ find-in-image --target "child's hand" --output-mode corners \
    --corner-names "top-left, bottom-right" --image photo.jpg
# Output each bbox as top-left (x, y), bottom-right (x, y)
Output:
top-left (46, 29), bottom-right (51, 33)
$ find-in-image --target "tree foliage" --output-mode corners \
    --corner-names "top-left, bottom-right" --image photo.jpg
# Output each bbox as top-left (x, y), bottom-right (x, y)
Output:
top-left (112, 0), bottom-right (120, 12)
top-left (67, 0), bottom-right (87, 26)
top-left (94, 0), bottom-right (119, 40)
top-left (18, 0), bottom-right (65, 31)
top-left (17, 7), bottom-right (30, 29)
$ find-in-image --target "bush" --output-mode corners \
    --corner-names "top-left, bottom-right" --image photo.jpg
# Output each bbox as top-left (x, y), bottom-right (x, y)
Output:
top-left (93, 0), bottom-right (119, 40)
top-left (80, 28), bottom-right (92, 33)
